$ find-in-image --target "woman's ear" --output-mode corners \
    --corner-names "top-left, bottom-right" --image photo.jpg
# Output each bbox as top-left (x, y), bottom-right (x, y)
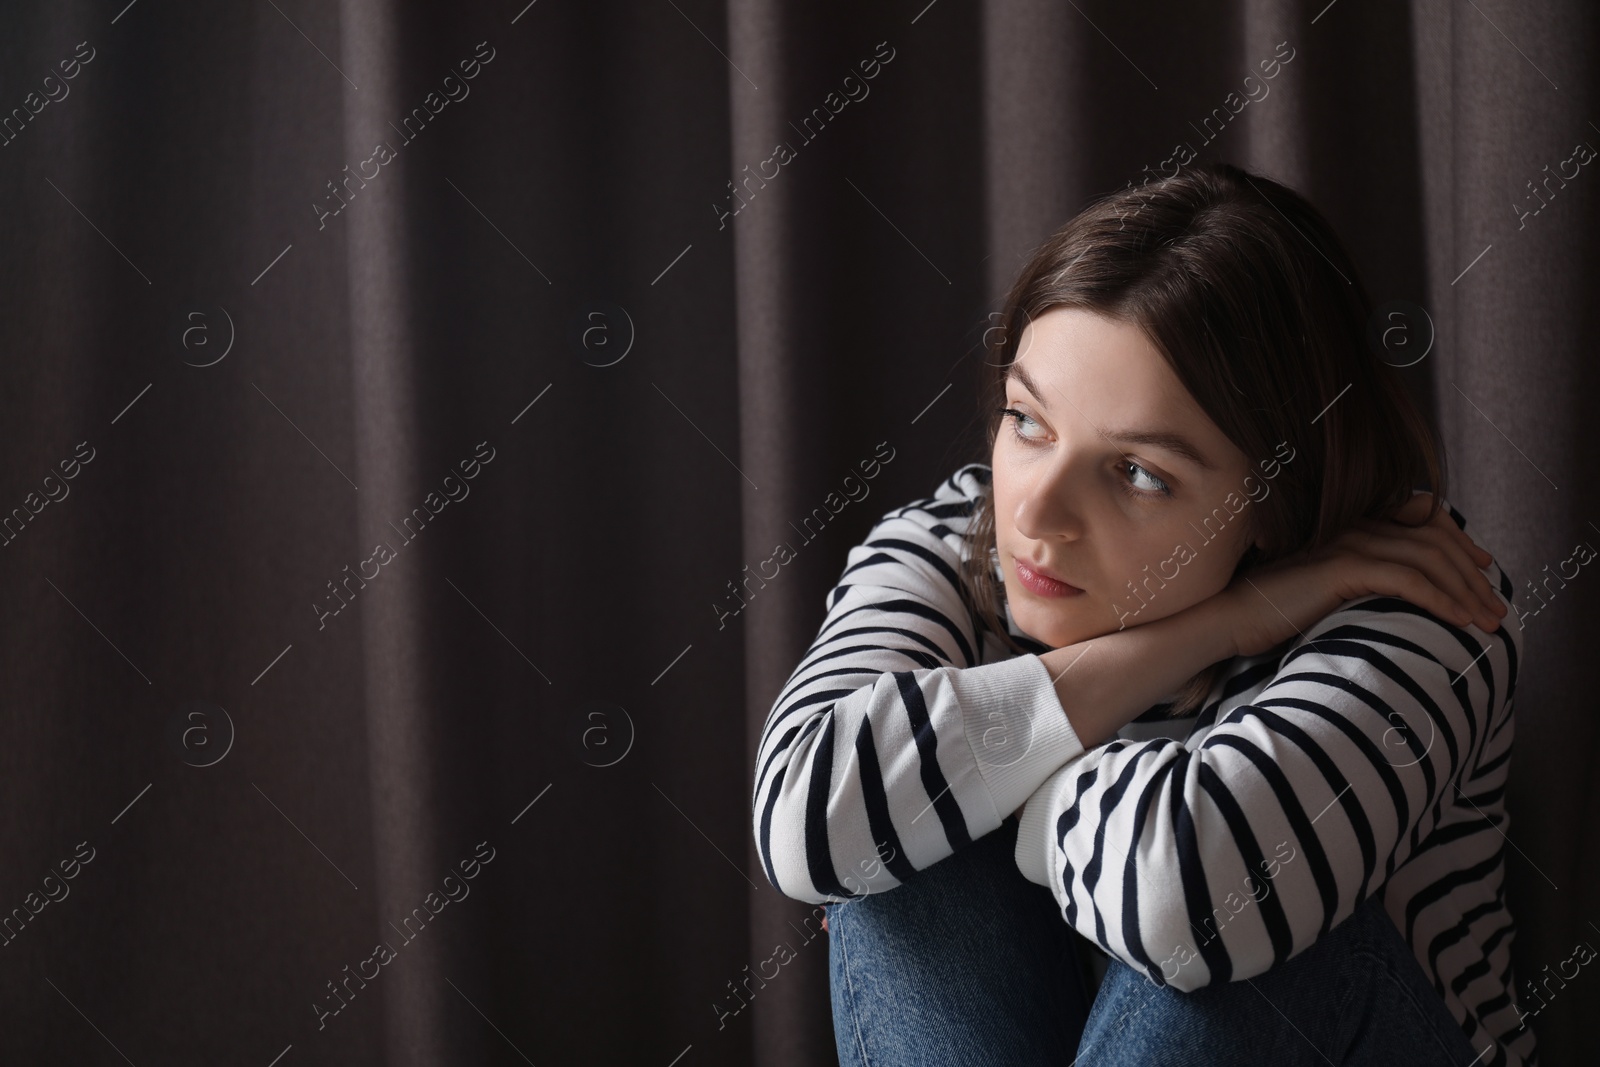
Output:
top-left (1233, 516), bottom-right (1265, 573)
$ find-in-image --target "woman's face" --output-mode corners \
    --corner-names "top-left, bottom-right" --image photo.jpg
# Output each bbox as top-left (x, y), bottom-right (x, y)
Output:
top-left (992, 307), bottom-right (1260, 649)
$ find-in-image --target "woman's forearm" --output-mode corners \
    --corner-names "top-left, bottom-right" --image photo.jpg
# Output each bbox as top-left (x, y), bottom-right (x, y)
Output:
top-left (1038, 596), bottom-right (1237, 748)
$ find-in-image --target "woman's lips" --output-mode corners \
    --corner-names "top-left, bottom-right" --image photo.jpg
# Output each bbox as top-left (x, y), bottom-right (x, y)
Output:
top-left (1014, 557), bottom-right (1084, 598)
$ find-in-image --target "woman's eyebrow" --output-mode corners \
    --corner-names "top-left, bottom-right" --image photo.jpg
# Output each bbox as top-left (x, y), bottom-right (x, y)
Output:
top-left (1102, 427), bottom-right (1217, 472)
top-left (1006, 362), bottom-right (1049, 409)
top-left (1006, 361), bottom-right (1217, 472)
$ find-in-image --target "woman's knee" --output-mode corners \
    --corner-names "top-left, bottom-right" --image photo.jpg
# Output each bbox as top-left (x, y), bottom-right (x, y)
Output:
top-left (826, 820), bottom-right (1047, 968)
top-left (1077, 950), bottom-right (1352, 1066)
top-left (1075, 897), bottom-right (1475, 1066)
top-left (826, 821), bottom-right (1092, 1064)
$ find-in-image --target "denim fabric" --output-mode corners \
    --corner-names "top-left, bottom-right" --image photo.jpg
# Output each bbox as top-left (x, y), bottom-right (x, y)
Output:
top-left (825, 817), bottom-right (1486, 1067)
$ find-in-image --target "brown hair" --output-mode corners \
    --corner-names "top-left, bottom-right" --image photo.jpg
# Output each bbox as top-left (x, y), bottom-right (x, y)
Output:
top-left (959, 161), bottom-right (1447, 716)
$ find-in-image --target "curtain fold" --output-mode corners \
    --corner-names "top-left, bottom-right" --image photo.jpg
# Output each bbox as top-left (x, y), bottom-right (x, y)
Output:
top-left (335, 1), bottom-right (462, 1062)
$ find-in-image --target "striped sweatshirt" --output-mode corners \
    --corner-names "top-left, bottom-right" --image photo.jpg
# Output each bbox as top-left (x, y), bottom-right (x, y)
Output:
top-left (752, 462), bottom-right (1535, 1067)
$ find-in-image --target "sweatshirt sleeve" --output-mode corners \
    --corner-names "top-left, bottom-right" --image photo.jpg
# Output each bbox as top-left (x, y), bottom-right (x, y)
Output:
top-left (1013, 501), bottom-right (1523, 991)
top-left (752, 465), bottom-right (1086, 905)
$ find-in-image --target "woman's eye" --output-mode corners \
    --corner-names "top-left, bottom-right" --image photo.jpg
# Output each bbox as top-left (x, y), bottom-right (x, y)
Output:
top-left (999, 407), bottom-right (1043, 441)
top-left (1123, 461), bottom-right (1171, 496)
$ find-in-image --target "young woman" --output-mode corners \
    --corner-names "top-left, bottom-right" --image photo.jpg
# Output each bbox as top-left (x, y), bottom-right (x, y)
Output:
top-left (751, 162), bottom-right (1533, 1066)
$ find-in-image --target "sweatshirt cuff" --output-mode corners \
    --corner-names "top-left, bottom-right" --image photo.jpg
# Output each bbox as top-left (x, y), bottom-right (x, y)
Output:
top-left (948, 653), bottom-right (1085, 824)
top-left (1013, 774), bottom-right (1061, 886)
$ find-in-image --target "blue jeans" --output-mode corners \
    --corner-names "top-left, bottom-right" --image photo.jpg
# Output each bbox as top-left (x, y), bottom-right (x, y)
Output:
top-left (825, 816), bottom-right (1485, 1066)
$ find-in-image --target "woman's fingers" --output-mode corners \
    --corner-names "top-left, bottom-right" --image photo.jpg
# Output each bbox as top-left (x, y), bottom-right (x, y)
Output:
top-left (1413, 534), bottom-right (1504, 630)
top-left (1414, 495), bottom-right (1491, 563)
top-left (1346, 528), bottom-right (1491, 629)
top-left (1348, 520), bottom-right (1503, 631)
top-left (1335, 554), bottom-right (1476, 630)
top-left (1427, 531), bottom-right (1503, 622)
top-left (1397, 491), bottom-right (1495, 569)
top-left (1413, 507), bottom-right (1507, 620)
top-left (1377, 502), bottom-right (1496, 586)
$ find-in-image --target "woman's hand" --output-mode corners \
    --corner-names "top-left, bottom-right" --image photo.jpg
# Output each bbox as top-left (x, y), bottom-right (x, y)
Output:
top-left (1215, 492), bottom-right (1508, 659)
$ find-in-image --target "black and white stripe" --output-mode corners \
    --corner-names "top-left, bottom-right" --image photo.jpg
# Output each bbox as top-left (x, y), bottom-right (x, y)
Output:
top-left (751, 462), bottom-right (1536, 1067)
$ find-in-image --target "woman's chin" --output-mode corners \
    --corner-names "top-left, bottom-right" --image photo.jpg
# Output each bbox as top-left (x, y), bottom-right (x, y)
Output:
top-left (1012, 607), bottom-right (1088, 649)
top-left (1012, 601), bottom-right (1126, 649)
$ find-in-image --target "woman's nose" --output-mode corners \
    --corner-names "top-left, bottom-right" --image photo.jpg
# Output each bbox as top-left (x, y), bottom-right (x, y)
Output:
top-left (1012, 454), bottom-right (1087, 542)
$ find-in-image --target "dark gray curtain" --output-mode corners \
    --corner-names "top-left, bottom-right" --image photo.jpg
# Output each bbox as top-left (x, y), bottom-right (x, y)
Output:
top-left (0, 1), bottom-right (1592, 1064)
